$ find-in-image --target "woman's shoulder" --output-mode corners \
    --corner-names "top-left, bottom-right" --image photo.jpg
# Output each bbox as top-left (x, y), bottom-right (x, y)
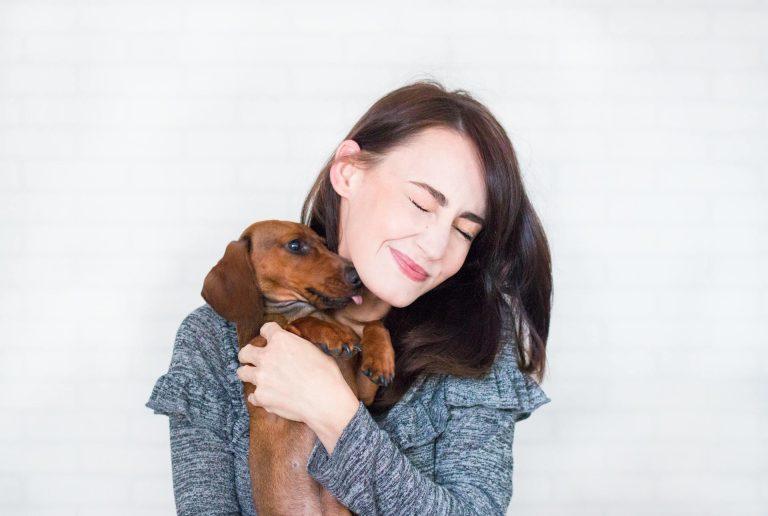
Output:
top-left (438, 293), bottom-right (552, 420)
top-left (178, 303), bottom-right (237, 346)
top-left (440, 336), bottom-right (551, 421)
top-left (377, 339), bottom-right (550, 451)
top-left (145, 304), bottom-right (242, 434)
top-left (173, 303), bottom-right (239, 373)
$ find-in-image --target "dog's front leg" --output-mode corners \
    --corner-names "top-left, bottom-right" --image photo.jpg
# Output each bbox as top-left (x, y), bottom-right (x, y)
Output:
top-left (285, 316), bottom-right (361, 359)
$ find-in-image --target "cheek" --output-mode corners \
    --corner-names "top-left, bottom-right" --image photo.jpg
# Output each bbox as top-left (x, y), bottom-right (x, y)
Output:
top-left (380, 207), bottom-right (413, 241)
top-left (356, 194), bottom-right (413, 245)
top-left (344, 203), bottom-right (391, 264)
top-left (434, 248), bottom-right (468, 283)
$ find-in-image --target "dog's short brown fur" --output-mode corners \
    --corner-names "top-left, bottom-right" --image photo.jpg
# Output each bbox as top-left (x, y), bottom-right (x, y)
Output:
top-left (201, 219), bottom-right (395, 515)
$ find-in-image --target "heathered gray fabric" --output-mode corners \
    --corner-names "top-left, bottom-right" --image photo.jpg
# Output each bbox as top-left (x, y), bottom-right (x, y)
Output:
top-left (146, 304), bottom-right (550, 515)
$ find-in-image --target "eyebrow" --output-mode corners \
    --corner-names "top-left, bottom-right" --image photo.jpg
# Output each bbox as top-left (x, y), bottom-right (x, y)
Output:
top-left (409, 180), bottom-right (485, 226)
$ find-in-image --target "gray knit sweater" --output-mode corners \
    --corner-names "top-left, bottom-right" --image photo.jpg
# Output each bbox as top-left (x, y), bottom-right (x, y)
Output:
top-left (146, 304), bottom-right (550, 515)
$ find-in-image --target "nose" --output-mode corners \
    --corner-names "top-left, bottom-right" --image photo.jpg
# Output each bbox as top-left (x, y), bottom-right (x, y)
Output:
top-left (345, 266), bottom-right (361, 289)
top-left (417, 223), bottom-right (451, 261)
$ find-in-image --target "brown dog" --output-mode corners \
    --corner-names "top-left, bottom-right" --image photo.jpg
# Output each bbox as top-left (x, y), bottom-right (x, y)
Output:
top-left (201, 219), bottom-right (395, 515)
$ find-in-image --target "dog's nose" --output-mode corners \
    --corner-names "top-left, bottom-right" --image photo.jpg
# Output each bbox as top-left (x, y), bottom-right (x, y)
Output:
top-left (345, 266), bottom-right (361, 289)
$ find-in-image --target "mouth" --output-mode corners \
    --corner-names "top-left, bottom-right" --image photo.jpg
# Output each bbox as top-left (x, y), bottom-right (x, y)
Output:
top-left (389, 247), bottom-right (429, 281)
top-left (269, 299), bottom-right (305, 307)
top-left (263, 296), bottom-right (312, 309)
top-left (306, 287), bottom-right (363, 309)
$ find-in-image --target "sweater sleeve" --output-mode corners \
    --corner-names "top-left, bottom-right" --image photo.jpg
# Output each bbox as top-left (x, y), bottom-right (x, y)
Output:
top-left (306, 399), bottom-right (524, 515)
top-left (306, 335), bottom-right (551, 516)
top-left (146, 308), bottom-right (242, 516)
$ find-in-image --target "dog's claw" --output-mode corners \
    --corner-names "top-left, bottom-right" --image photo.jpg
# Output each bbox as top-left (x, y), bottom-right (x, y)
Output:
top-left (361, 368), bottom-right (394, 386)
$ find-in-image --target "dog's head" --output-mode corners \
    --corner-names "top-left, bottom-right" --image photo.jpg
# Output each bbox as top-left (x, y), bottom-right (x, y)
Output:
top-left (201, 219), bottom-right (363, 323)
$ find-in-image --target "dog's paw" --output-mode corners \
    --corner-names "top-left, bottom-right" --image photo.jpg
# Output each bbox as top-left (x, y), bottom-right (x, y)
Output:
top-left (360, 352), bottom-right (395, 387)
top-left (318, 340), bottom-right (361, 359)
top-left (340, 342), bottom-right (363, 359)
top-left (290, 317), bottom-right (361, 359)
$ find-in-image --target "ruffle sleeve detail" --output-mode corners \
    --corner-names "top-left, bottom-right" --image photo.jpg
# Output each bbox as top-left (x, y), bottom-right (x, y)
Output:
top-left (145, 369), bottom-right (233, 441)
top-left (443, 340), bottom-right (551, 421)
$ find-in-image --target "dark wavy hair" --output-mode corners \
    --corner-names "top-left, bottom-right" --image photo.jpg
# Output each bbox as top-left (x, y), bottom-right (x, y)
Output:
top-left (300, 79), bottom-right (552, 414)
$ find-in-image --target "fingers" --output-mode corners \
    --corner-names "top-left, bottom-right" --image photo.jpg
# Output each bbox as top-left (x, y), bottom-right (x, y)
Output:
top-left (238, 343), bottom-right (263, 364)
top-left (238, 323), bottom-right (282, 365)
top-left (260, 321), bottom-right (281, 340)
top-left (236, 364), bottom-right (258, 385)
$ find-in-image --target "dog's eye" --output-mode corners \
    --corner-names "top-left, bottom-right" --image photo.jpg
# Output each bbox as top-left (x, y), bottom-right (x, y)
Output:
top-left (286, 239), bottom-right (306, 254)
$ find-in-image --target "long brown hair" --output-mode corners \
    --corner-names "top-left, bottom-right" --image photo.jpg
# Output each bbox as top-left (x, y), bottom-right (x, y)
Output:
top-left (300, 79), bottom-right (552, 414)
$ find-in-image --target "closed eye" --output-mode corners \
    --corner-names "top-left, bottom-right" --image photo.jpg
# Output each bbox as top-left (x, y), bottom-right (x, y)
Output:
top-left (410, 198), bottom-right (428, 212)
top-left (411, 198), bottom-right (473, 242)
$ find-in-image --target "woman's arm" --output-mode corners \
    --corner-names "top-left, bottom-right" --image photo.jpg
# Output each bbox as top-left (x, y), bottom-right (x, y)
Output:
top-left (236, 309), bottom-right (547, 515)
top-left (167, 413), bottom-right (241, 515)
top-left (146, 309), bottom-right (243, 515)
top-left (306, 400), bottom-right (521, 515)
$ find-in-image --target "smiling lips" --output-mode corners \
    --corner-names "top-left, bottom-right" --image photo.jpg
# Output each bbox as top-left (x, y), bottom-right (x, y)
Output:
top-left (389, 247), bottom-right (429, 282)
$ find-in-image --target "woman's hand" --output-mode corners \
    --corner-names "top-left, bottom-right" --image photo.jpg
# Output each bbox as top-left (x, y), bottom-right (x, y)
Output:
top-left (236, 321), bottom-right (360, 436)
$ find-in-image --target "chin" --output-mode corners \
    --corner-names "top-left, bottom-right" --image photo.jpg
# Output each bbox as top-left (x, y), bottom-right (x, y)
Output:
top-left (363, 279), bottom-right (414, 308)
top-left (388, 296), bottom-right (414, 309)
top-left (384, 286), bottom-right (421, 308)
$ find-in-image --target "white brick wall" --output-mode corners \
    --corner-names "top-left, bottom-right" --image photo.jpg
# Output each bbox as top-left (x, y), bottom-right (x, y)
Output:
top-left (1, 1), bottom-right (765, 515)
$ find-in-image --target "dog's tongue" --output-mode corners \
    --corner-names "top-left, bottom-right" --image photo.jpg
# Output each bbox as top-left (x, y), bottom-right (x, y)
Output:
top-left (351, 295), bottom-right (363, 305)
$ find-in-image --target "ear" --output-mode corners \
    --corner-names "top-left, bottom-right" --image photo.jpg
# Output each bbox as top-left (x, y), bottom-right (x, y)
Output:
top-left (201, 238), bottom-right (264, 323)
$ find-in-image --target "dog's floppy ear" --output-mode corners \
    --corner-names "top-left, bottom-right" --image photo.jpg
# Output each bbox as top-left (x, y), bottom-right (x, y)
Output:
top-left (201, 237), bottom-right (264, 323)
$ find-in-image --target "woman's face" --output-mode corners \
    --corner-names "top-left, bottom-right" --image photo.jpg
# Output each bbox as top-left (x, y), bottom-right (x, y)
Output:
top-left (331, 126), bottom-right (487, 309)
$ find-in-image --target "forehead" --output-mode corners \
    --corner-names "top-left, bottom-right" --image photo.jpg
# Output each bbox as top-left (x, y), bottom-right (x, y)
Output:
top-left (390, 126), bottom-right (482, 176)
top-left (383, 127), bottom-right (486, 210)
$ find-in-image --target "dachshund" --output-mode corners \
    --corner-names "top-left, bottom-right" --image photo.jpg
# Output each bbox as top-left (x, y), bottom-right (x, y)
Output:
top-left (201, 219), bottom-right (395, 515)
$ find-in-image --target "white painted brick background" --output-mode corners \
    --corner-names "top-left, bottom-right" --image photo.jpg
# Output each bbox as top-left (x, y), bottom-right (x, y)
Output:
top-left (0, 1), bottom-right (765, 515)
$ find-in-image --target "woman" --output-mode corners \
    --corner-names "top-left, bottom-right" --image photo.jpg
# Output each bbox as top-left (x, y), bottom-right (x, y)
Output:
top-left (146, 79), bottom-right (552, 515)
